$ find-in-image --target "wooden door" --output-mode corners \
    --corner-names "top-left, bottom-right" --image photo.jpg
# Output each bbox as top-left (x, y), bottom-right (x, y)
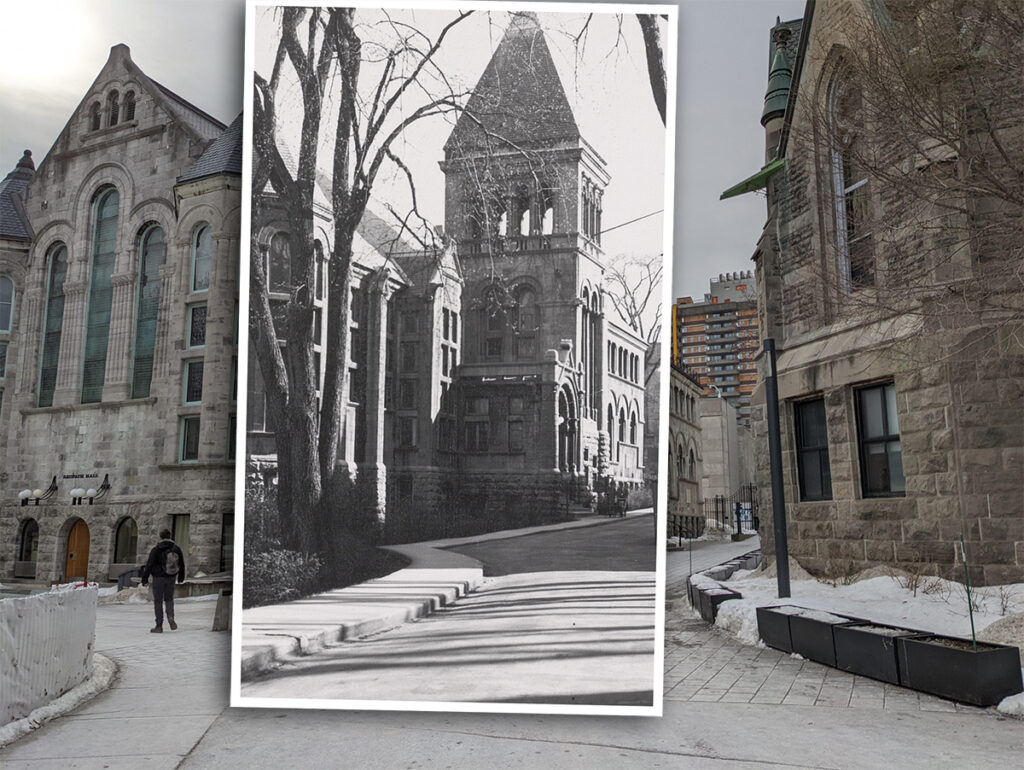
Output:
top-left (65, 519), bottom-right (90, 581)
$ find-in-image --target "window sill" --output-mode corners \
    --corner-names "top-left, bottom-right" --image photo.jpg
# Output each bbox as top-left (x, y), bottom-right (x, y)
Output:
top-left (21, 396), bottom-right (157, 416)
top-left (157, 462), bottom-right (236, 471)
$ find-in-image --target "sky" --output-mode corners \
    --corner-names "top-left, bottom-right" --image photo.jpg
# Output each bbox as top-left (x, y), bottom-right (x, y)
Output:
top-left (0, 0), bottom-right (806, 308)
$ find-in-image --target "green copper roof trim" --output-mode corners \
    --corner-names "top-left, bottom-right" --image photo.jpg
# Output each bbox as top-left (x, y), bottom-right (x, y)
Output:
top-left (720, 157), bottom-right (786, 200)
top-left (761, 43), bottom-right (793, 125)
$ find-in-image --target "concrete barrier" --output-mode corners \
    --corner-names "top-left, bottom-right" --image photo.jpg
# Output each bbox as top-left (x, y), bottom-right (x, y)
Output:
top-left (1, 585), bottom-right (97, 725)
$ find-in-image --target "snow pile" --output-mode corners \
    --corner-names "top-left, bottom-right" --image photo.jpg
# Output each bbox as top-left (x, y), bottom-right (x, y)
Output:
top-left (0, 654), bottom-right (116, 748)
top-left (998, 689), bottom-right (1024, 716)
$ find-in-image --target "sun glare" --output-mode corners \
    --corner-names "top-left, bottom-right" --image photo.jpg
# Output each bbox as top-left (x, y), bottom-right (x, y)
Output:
top-left (0, 2), bottom-right (91, 91)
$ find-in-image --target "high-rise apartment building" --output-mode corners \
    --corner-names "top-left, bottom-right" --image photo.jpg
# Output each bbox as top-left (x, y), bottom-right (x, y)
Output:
top-left (672, 271), bottom-right (758, 424)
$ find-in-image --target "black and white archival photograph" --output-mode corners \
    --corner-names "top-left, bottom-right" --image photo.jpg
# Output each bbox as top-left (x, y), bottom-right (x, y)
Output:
top-left (234, 1), bottom-right (676, 713)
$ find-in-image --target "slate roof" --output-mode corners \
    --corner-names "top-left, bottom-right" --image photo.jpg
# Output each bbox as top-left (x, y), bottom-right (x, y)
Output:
top-left (444, 11), bottom-right (580, 155)
top-left (154, 80), bottom-right (227, 142)
top-left (178, 113), bottom-right (244, 184)
top-left (0, 150), bottom-right (35, 242)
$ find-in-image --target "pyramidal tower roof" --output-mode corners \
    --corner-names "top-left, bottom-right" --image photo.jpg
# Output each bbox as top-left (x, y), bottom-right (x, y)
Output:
top-left (443, 11), bottom-right (580, 155)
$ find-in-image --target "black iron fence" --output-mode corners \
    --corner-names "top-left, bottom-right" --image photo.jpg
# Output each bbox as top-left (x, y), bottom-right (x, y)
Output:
top-left (703, 483), bottom-right (760, 532)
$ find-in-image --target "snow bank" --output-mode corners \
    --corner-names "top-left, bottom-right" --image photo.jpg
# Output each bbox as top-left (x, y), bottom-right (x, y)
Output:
top-left (0, 653), bottom-right (116, 747)
top-left (1, 584), bottom-right (98, 725)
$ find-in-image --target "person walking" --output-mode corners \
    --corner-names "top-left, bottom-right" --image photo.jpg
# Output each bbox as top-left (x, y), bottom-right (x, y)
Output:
top-left (140, 528), bottom-right (186, 633)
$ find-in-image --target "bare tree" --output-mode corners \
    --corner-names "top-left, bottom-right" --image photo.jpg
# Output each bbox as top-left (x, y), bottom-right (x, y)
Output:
top-left (603, 253), bottom-right (663, 387)
top-left (250, 8), bottom-right (472, 554)
top-left (790, 0), bottom-right (1023, 359)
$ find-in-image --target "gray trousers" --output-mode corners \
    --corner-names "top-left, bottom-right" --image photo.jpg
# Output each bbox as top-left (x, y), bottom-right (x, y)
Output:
top-left (152, 576), bottom-right (176, 626)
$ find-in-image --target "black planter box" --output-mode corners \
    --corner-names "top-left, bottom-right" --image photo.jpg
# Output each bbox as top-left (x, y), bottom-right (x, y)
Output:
top-left (788, 609), bottom-right (863, 667)
top-left (698, 586), bottom-right (740, 623)
top-left (833, 622), bottom-right (918, 683)
top-left (755, 605), bottom-right (808, 653)
top-left (686, 576), bottom-right (699, 608)
top-left (896, 634), bottom-right (1024, 707)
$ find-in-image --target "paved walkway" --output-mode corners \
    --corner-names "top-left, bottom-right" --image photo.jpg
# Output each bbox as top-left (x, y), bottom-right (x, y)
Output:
top-left (242, 514), bottom-right (657, 705)
top-left (241, 511), bottom-right (653, 678)
top-left (4, 530), bottom-right (1022, 768)
top-left (2, 601), bottom-right (230, 769)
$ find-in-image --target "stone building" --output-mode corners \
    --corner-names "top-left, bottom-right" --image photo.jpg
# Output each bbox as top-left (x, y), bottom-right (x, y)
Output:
top-left (731, 1), bottom-right (1023, 584)
top-left (667, 363), bottom-right (703, 531)
top-left (673, 271), bottom-right (759, 424)
top-left (699, 395), bottom-right (753, 503)
top-left (0, 45), bottom-right (240, 584)
top-left (247, 12), bottom-right (648, 534)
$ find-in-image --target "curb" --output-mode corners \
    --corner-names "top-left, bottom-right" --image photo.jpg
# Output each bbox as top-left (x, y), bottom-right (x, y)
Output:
top-left (0, 653), bottom-right (118, 748)
top-left (241, 567), bottom-right (483, 680)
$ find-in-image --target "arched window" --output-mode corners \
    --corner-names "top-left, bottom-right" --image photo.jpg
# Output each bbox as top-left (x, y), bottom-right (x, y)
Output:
top-left (38, 244), bottom-right (68, 407)
top-left (0, 274), bottom-right (13, 333)
top-left (607, 404), bottom-right (614, 441)
top-left (192, 224), bottom-right (212, 292)
top-left (609, 343), bottom-right (617, 373)
top-left (618, 408), bottom-right (625, 442)
top-left (676, 443), bottom-right (684, 479)
top-left (630, 411), bottom-right (637, 444)
top-left (107, 90), bottom-right (120, 126)
top-left (514, 285), bottom-right (537, 360)
top-left (829, 71), bottom-right (873, 291)
top-left (123, 91), bottom-right (136, 121)
top-left (132, 224), bottom-right (166, 398)
top-left (82, 187), bottom-right (119, 403)
top-left (89, 102), bottom-right (102, 131)
top-left (18, 519), bottom-right (39, 563)
top-left (688, 448), bottom-right (696, 480)
top-left (268, 231), bottom-right (291, 292)
top-left (113, 517), bottom-right (138, 563)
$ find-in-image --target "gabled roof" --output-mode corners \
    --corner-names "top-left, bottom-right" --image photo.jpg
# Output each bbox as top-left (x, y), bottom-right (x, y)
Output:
top-left (36, 44), bottom-right (227, 176)
top-left (0, 150), bottom-right (35, 242)
top-left (178, 113), bottom-right (244, 184)
top-left (443, 11), bottom-right (580, 156)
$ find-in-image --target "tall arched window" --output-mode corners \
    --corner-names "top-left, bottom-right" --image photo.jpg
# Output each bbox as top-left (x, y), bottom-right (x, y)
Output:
top-left (132, 224), bottom-right (166, 398)
top-left (89, 102), bottom-right (102, 131)
top-left (38, 244), bottom-right (68, 407)
top-left (630, 411), bottom-right (637, 444)
top-left (82, 187), bottom-right (119, 403)
top-left (829, 71), bottom-right (873, 291)
top-left (514, 285), bottom-right (537, 360)
top-left (688, 448), bottom-right (696, 480)
top-left (107, 91), bottom-right (120, 126)
top-left (113, 516), bottom-right (138, 563)
top-left (0, 274), bottom-right (13, 333)
top-left (192, 224), bottom-right (212, 292)
top-left (123, 91), bottom-right (136, 121)
top-left (618, 407), bottom-right (625, 442)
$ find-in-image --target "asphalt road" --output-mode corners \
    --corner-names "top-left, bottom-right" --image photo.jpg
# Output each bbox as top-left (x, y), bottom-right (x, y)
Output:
top-left (446, 514), bottom-right (657, 575)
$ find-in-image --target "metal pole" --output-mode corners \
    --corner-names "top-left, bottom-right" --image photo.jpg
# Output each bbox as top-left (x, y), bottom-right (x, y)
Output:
top-left (764, 338), bottom-right (791, 598)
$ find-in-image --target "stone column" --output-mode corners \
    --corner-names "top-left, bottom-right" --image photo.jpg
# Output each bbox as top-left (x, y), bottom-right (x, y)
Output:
top-left (102, 270), bottom-right (138, 401)
top-left (360, 268), bottom-right (394, 524)
top-left (52, 281), bottom-right (88, 407)
top-left (152, 262), bottom-right (178, 382)
top-left (16, 288), bottom-right (43, 398)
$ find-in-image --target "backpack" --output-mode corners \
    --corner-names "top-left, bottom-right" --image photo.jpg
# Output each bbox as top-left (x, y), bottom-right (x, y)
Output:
top-left (163, 548), bottom-right (180, 576)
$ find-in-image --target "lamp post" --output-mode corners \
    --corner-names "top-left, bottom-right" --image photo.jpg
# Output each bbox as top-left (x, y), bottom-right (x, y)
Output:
top-left (764, 338), bottom-right (791, 598)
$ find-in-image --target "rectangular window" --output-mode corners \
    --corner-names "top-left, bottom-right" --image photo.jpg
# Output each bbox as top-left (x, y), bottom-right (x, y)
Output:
top-left (443, 308), bottom-right (450, 340)
top-left (0, 341), bottom-right (6, 377)
top-left (794, 398), bottom-right (832, 502)
top-left (171, 514), bottom-right (190, 567)
top-left (227, 413), bottom-right (237, 461)
top-left (856, 383), bottom-right (905, 497)
top-left (183, 360), bottom-right (204, 404)
top-left (464, 420), bottom-right (489, 453)
top-left (180, 416), bottom-right (200, 462)
top-left (400, 342), bottom-right (417, 373)
top-left (508, 420), bottom-right (524, 453)
top-left (188, 304), bottom-right (207, 348)
top-left (219, 513), bottom-right (234, 573)
top-left (467, 396), bottom-right (489, 416)
top-left (398, 415), bottom-right (417, 448)
top-left (509, 396), bottom-right (525, 415)
top-left (451, 312), bottom-right (458, 343)
top-left (399, 379), bottom-right (417, 410)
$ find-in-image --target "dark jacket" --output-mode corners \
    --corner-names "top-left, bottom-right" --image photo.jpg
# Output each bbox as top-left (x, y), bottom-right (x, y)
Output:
top-left (140, 539), bottom-right (186, 584)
